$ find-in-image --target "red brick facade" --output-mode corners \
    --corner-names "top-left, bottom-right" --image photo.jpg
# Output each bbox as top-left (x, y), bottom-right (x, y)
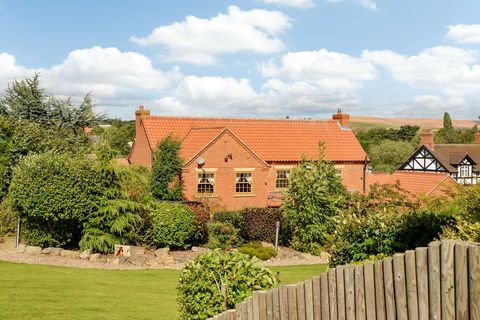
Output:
top-left (128, 107), bottom-right (368, 210)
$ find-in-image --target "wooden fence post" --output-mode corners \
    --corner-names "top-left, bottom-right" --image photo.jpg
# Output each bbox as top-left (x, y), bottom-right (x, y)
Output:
top-left (344, 265), bottom-right (355, 320)
top-left (383, 257), bottom-right (396, 320)
top-left (336, 265), bottom-right (347, 320)
top-left (374, 260), bottom-right (386, 320)
top-left (428, 241), bottom-right (441, 320)
top-left (415, 247), bottom-right (429, 320)
top-left (440, 241), bottom-right (455, 320)
top-left (363, 262), bottom-right (376, 320)
top-left (304, 279), bottom-right (315, 320)
top-left (468, 245), bottom-right (480, 319)
top-left (328, 268), bottom-right (337, 320)
top-left (313, 276), bottom-right (321, 320)
top-left (404, 250), bottom-right (418, 320)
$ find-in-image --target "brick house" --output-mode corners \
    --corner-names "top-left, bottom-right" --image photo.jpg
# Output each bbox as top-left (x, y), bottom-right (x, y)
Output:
top-left (129, 107), bottom-right (368, 210)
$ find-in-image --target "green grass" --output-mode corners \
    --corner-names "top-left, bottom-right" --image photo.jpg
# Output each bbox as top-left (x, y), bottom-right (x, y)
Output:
top-left (0, 261), bottom-right (327, 320)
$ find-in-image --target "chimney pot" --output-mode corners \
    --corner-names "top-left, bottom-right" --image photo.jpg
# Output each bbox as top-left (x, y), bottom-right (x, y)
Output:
top-left (332, 108), bottom-right (350, 127)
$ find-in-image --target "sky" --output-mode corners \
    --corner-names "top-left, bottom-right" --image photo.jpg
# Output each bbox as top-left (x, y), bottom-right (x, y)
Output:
top-left (1, 0), bottom-right (480, 120)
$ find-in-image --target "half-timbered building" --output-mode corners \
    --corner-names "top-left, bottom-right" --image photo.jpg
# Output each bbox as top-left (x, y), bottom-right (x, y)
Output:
top-left (398, 130), bottom-right (480, 184)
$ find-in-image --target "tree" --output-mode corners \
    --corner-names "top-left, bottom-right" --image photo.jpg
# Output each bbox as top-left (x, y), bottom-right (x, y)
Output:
top-left (443, 112), bottom-right (453, 130)
top-left (281, 143), bottom-right (348, 255)
top-left (369, 139), bottom-right (416, 173)
top-left (150, 134), bottom-right (184, 200)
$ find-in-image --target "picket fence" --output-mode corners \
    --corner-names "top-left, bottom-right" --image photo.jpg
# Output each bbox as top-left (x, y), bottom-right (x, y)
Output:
top-left (208, 240), bottom-right (480, 320)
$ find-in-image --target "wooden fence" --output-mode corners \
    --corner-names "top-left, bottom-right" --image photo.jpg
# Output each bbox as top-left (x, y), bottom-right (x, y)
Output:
top-left (208, 240), bottom-right (480, 320)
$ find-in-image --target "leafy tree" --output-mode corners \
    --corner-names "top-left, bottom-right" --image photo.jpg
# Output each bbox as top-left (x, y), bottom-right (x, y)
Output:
top-left (177, 250), bottom-right (277, 320)
top-left (355, 125), bottom-right (419, 152)
top-left (94, 119), bottom-right (135, 156)
top-left (282, 143), bottom-right (348, 255)
top-left (151, 134), bottom-right (183, 200)
top-left (79, 139), bottom-right (142, 253)
top-left (369, 139), bottom-right (416, 173)
top-left (443, 112), bottom-right (453, 130)
top-left (9, 151), bottom-right (101, 247)
top-left (0, 116), bottom-right (14, 200)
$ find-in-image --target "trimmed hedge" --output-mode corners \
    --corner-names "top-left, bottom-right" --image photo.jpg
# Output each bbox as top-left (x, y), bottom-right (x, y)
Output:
top-left (241, 207), bottom-right (282, 243)
top-left (238, 242), bottom-right (277, 260)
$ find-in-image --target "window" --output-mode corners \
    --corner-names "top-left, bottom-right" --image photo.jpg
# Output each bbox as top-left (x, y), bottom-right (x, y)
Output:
top-left (197, 173), bottom-right (214, 193)
top-left (335, 169), bottom-right (343, 177)
top-left (236, 172), bottom-right (252, 193)
top-left (276, 170), bottom-right (290, 189)
top-left (460, 165), bottom-right (471, 178)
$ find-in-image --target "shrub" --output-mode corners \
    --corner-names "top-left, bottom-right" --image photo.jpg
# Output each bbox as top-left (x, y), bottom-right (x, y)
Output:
top-left (9, 152), bottom-right (101, 247)
top-left (241, 207), bottom-right (282, 243)
top-left (207, 222), bottom-right (243, 249)
top-left (151, 134), bottom-right (183, 200)
top-left (238, 242), bottom-right (277, 260)
top-left (282, 144), bottom-right (348, 255)
top-left (80, 142), bottom-right (143, 253)
top-left (0, 197), bottom-right (16, 237)
top-left (212, 210), bottom-right (244, 229)
top-left (177, 250), bottom-right (277, 320)
top-left (329, 184), bottom-right (453, 267)
top-left (149, 201), bottom-right (197, 249)
top-left (184, 202), bottom-right (210, 245)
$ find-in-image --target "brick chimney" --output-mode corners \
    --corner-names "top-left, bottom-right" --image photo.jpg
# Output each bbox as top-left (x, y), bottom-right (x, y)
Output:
top-left (475, 132), bottom-right (480, 144)
top-left (135, 105), bottom-right (150, 138)
top-left (332, 108), bottom-right (350, 127)
top-left (420, 128), bottom-right (435, 150)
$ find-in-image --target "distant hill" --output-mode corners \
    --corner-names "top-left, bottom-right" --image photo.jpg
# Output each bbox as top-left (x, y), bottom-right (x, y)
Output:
top-left (350, 116), bottom-right (478, 131)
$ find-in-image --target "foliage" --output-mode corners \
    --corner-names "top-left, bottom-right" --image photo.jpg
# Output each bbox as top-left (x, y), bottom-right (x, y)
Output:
top-left (80, 140), bottom-right (143, 253)
top-left (212, 210), bottom-right (244, 229)
top-left (355, 125), bottom-right (419, 152)
top-left (0, 197), bottom-right (17, 237)
top-left (0, 115), bottom-right (14, 200)
top-left (184, 202), bottom-right (210, 245)
top-left (435, 112), bottom-right (478, 144)
top-left (241, 207), bottom-right (282, 243)
top-left (9, 152), bottom-right (100, 247)
top-left (149, 201), bottom-right (197, 249)
top-left (329, 184), bottom-right (453, 266)
top-left (369, 139), bottom-right (416, 173)
top-left (0, 74), bottom-right (103, 129)
top-left (93, 119), bottom-right (135, 156)
top-left (151, 134), bottom-right (183, 201)
top-left (282, 144), bottom-right (348, 255)
top-left (177, 250), bottom-right (277, 320)
top-left (238, 242), bottom-right (277, 260)
top-left (207, 222), bottom-right (243, 249)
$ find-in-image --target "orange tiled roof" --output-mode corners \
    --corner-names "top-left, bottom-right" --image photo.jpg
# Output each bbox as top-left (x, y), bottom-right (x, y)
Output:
top-left (367, 171), bottom-right (456, 196)
top-left (141, 116), bottom-right (366, 162)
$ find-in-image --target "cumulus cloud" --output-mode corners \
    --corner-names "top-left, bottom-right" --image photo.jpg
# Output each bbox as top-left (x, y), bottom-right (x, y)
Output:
top-left (0, 53), bottom-right (36, 90)
top-left (0, 47), bottom-right (178, 118)
top-left (261, 49), bottom-right (377, 92)
top-left (326, 0), bottom-right (377, 10)
top-left (446, 24), bottom-right (480, 44)
top-left (363, 46), bottom-right (480, 96)
top-left (412, 95), bottom-right (468, 115)
top-left (260, 0), bottom-right (315, 8)
top-left (130, 6), bottom-right (292, 65)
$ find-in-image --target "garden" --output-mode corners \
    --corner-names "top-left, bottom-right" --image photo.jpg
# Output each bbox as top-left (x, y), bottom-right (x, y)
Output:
top-left (1, 76), bottom-right (480, 319)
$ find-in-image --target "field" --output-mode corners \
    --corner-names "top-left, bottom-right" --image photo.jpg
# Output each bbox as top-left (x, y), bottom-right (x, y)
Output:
top-left (0, 261), bottom-right (327, 320)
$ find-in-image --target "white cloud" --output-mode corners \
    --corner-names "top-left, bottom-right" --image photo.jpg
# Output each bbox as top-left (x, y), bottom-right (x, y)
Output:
top-left (413, 95), bottom-right (468, 115)
top-left (446, 24), bottom-right (480, 44)
top-left (0, 53), bottom-right (36, 90)
top-left (130, 6), bottom-right (292, 65)
top-left (326, 0), bottom-right (377, 10)
top-left (260, 0), bottom-right (315, 8)
top-left (261, 49), bottom-right (377, 92)
top-left (363, 46), bottom-right (480, 96)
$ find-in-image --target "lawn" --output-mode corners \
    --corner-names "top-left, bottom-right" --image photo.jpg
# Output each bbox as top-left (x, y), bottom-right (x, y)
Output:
top-left (0, 261), bottom-right (327, 320)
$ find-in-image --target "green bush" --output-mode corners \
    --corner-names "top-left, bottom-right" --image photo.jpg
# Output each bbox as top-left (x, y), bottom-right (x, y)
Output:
top-left (9, 152), bottom-right (101, 247)
top-left (212, 210), bottom-right (244, 229)
top-left (238, 242), bottom-right (277, 260)
top-left (207, 222), bottom-right (243, 249)
top-left (241, 207), bottom-right (282, 243)
top-left (0, 197), bottom-right (16, 237)
top-left (177, 249), bottom-right (277, 320)
top-left (282, 144), bottom-right (348, 255)
top-left (149, 201), bottom-right (197, 249)
top-left (329, 184), bottom-right (453, 267)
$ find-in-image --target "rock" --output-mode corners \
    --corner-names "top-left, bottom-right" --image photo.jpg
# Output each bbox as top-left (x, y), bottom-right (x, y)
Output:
top-left (79, 250), bottom-right (91, 260)
top-left (16, 244), bottom-right (26, 253)
top-left (191, 246), bottom-right (208, 254)
top-left (159, 255), bottom-right (176, 265)
top-left (154, 247), bottom-right (170, 258)
top-left (60, 249), bottom-right (79, 259)
top-left (128, 255), bottom-right (149, 266)
top-left (112, 256), bottom-right (129, 265)
top-left (114, 244), bottom-right (145, 257)
top-left (130, 246), bottom-right (146, 256)
top-left (41, 247), bottom-right (62, 256)
top-left (0, 238), bottom-right (17, 251)
top-left (25, 246), bottom-right (42, 255)
top-left (89, 253), bottom-right (102, 262)
top-left (145, 259), bottom-right (160, 267)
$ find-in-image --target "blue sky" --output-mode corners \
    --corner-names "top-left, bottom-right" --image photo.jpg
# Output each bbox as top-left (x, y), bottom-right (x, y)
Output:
top-left (1, 0), bottom-right (480, 120)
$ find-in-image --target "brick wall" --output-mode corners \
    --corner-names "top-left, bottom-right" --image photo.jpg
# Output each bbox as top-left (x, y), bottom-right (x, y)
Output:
top-left (129, 120), bottom-right (153, 167)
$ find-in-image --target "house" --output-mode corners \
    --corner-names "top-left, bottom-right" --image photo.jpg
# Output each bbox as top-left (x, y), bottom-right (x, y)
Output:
top-left (398, 129), bottom-right (480, 184)
top-left (128, 107), bottom-right (368, 209)
top-left (367, 171), bottom-right (457, 198)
